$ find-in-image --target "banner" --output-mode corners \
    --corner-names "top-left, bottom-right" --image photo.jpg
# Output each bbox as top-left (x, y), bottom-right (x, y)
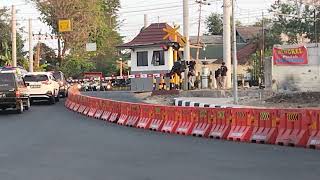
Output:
top-left (273, 46), bottom-right (308, 65)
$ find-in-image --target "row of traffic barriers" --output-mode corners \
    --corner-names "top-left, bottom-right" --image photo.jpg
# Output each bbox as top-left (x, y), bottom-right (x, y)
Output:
top-left (66, 87), bottom-right (320, 150)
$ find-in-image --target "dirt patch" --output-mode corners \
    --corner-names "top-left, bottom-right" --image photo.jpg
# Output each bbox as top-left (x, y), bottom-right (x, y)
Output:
top-left (238, 92), bottom-right (320, 108)
top-left (136, 90), bottom-right (320, 108)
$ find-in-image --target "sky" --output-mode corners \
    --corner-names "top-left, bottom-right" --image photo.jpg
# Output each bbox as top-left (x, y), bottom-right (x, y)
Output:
top-left (0, 0), bottom-right (276, 50)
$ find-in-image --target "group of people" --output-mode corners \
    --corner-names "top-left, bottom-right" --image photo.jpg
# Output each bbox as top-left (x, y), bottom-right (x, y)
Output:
top-left (214, 62), bottom-right (228, 89)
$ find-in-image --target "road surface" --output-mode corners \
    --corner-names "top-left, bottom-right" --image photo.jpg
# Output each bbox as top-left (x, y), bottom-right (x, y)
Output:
top-left (0, 100), bottom-right (319, 180)
top-left (83, 91), bottom-right (144, 103)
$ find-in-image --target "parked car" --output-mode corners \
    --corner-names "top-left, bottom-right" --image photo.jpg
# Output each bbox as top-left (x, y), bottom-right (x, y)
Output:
top-left (24, 72), bottom-right (60, 105)
top-left (0, 71), bottom-right (30, 113)
top-left (52, 71), bottom-right (68, 97)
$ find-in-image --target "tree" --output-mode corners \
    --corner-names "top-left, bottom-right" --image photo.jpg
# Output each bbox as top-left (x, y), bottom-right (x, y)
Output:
top-left (205, 13), bottom-right (223, 35)
top-left (268, 1), bottom-right (320, 44)
top-left (30, 0), bottom-right (122, 67)
top-left (0, 8), bottom-right (27, 67)
top-left (60, 55), bottom-right (95, 78)
top-left (32, 42), bottom-right (57, 71)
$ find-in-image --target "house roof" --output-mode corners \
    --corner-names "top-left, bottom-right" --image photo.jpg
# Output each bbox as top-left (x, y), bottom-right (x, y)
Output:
top-left (190, 26), bottom-right (262, 46)
top-left (189, 35), bottom-right (223, 45)
top-left (236, 26), bottom-right (262, 42)
top-left (203, 42), bottom-right (258, 65)
top-left (118, 23), bottom-right (180, 48)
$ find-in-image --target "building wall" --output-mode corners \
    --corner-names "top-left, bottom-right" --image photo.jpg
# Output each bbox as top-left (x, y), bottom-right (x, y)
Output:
top-left (272, 43), bottom-right (320, 92)
top-left (130, 70), bottom-right (172, 92)
top-left (202, 64), bottom-right (251, 77)
top-left (130, 46), bottom-right (173, 72)
top-left (129, 46), bottom-right (174, 91)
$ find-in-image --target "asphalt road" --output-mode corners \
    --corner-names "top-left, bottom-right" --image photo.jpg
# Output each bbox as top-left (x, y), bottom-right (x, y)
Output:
top-left (83, 91), bottom-right (144, 103)
top-left (0, 100), bottom-right (320, 180)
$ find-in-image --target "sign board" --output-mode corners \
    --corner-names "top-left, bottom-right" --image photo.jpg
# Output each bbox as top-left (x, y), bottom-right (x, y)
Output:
top-left (86, 43), bottom-right (97, 52)
top-left (58, 19), bottom-right (72, 32)
top-left (273, 46), bottom-right (308, 65)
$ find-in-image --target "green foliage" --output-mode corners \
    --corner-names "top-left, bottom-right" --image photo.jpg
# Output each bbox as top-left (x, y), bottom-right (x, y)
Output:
top-left (269, 1), bottom-right (320, 44)
top-left (30, 0), bottom-right (122, 76)
top-left (60, 55), bottom-right (95, 78)
top-left (0, 8), bottom-right (26, 67)
top-left (205, 13), bottom-right (223, 35)
top-left (247, 49), bottom-right (272, 80)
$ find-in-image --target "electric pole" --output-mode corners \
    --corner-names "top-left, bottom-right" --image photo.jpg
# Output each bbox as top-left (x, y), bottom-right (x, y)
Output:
top-left (261, 11), bottom-right (265, 85)
top-left (29, 18), bottom-right (34, 72)
top-left (11, 5), bottom-right (17, 67)
top-left (223, 0), bottom-right (232, 89)
top-left (232, 0), bottom-right (238, 104)
top-left (183, 0), bottom-right (190, 90)
top-left (195, 0), bottom-right (211, 62)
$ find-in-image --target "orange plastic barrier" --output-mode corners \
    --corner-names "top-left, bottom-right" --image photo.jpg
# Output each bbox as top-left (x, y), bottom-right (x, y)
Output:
top-left (77, 96), bottom-right (87, 113)
top-left (87, 97), bottom-right (99, 118)
top-left (161, 106), bottom-right (179, 133)
top-left (65, 100), bottom-right (71, 109)
top-left (227, 108), bottom-right (254, 142)
top-left (209, 108), bottom-right (232, 139)
top-left (65, 99), bottom-right (71, 108)
top-left (250, 109), bottom-right (279, 144)
top-left (109, 101), bottom-right (120, 123)
top-left (307, 110), bottom-right (320, 149)
top-left (175, 107), bottom-right (197, 135)
top-left (191, 108), bottom-right (212, 137)
top-left (275, 109), bottom-right (310, 147)
top-left (69, 102), bottom-right (76, 110)
top-left (101, 100), bottom-right (112, 121)
top-left (73, 103), bottom-right (80, 112)
top-left (94, 99), bottom-right (105, 119)
top-left (82, 105), bottom-right (91, 115)
top-left (125, 104), bottom-right (141, 127)
top-left (149, 106), bottom-right (166, 131)
top-left (117, 102), bottom-right (130, 125)
top-left (137, 104), bottom-right (154, 129)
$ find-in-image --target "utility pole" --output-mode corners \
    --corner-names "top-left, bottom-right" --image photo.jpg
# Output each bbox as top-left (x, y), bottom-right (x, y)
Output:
top-left (223, 0), bottom-right (232, 89)
top-left (231, 0), bottom-right (238, 104)
top-left (195, 0), bottom-right (211, 62)
top-left (119, 58), bottom-right (123, 77)
top-left (261, 11), bottom-right (265, 84)
top-left (183, 0), bottom-right (190, 90)
top-left (11, 5), bottom-right (17, 67)
top-left (35, 41), bottom-right (41, 70)
top-left (28, 18), bottom-right (34, 72)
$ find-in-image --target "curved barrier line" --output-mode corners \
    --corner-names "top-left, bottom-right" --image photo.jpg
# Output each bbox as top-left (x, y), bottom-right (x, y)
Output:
top-left (66, 86), bottom-right (320, 150)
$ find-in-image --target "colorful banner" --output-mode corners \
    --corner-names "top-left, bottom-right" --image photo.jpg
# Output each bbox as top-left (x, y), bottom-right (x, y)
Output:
top-left (273, 46), bottom-right (308, 65)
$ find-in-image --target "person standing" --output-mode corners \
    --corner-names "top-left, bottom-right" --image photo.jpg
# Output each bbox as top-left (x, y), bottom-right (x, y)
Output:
top-left (214, 68), bottom-right (221, 89)
top-left (220, 62), bottom-right (228, 89)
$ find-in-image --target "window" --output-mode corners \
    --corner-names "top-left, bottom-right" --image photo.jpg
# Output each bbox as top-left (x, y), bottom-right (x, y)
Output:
top-left (152, 50), bottom-right (165, 66)
top-left (24, 75), bottom-right (49, 82)
top-left (137, 51), bottom-right (148, 66)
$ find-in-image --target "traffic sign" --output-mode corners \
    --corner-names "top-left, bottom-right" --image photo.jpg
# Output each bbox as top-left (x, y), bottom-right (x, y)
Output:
top-left (58, 19), bottom-right (72, 32)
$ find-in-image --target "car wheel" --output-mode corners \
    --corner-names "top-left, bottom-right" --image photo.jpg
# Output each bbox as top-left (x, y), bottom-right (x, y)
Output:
top-left (55, 94), bottom-right (60, 102)
top-left (24, 98), bottom-right (31, 110)
top-left (49, 96), bottom-right (56, 105)
top-left (16, 101), bottom-right (24, 114)
top-left (61, 91), bottom-right (66, 98)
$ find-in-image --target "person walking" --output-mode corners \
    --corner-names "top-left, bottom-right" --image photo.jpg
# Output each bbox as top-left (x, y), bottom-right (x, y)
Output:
top-left (220, 62), bottom-right (228, 89)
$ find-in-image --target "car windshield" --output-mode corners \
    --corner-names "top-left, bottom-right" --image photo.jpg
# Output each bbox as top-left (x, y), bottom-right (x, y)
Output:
top-left (52, 72), bottom-right (62, 81)
top-left (24, 75), bottom-right (49, 82)
top-left (0, 73), bottom-right (15, 90)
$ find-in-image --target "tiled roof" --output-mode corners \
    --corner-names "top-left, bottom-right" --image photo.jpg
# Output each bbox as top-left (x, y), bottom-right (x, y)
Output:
top-left (237, 26), bottom-right (262, 42)
top-left (213, 42), bottom-right (258, 65)
top-left (119, 23), bottom-right (177, 48)
top-left (189, 35), bottom-right (223, 45)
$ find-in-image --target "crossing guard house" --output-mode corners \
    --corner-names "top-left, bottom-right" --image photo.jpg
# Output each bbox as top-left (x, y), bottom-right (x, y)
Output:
top-left (118, 23), bottom-right (184, 92)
